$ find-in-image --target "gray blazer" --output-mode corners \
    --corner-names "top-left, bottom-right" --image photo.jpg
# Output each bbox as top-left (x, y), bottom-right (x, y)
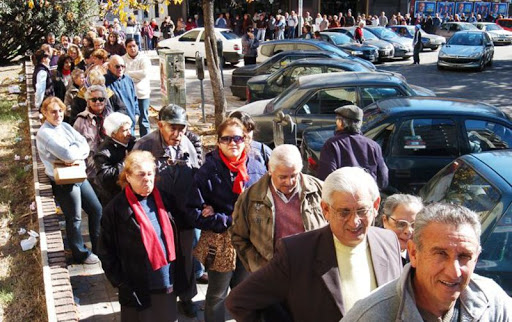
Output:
top-left (226, 225), bottom-right (403, 322)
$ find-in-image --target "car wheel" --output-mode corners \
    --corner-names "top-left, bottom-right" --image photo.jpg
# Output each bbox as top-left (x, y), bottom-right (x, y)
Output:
top-left (431, 45), bottom-right (439, 51)
top-left (478, 58), bottom-right (485, 71)
top-left (487, 55), bottom-right (493, 67)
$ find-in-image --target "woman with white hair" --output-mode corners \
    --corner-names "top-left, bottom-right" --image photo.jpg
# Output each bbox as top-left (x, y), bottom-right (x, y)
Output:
top-left (94, 112), bottom-right (136, 205)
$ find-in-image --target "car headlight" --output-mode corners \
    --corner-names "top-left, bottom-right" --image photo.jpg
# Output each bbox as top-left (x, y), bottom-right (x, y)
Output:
top-left (469, 51), bottom-right (483, 58)
top-left (438, 52), bottom-right (448, 59)
top-left (350, 50), bottom-right (363, 56)
top-left (396, 43), bottom-right (406, 49)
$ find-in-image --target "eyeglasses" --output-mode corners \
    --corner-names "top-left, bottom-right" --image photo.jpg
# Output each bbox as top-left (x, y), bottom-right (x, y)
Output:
top-left (328, 204), bottom-right (373, 220)
top-left (388, 217), bottom-right (414, 231)
top-left (89, 97), bottom-right (106, 103)
top-left (219, 135), bottom-right (245, 144)
top-left (115, 64), bottom-right (126, 69)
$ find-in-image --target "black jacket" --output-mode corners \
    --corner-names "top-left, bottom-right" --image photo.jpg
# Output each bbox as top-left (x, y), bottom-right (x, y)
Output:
top-left (93, 136), bottom-right (136, 205)
top-left (97, 190), bottom-right (187, 309)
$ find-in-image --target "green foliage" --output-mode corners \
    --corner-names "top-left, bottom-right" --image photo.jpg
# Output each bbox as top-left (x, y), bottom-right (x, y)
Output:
top-left (0, 0), bottom-right (99, 64)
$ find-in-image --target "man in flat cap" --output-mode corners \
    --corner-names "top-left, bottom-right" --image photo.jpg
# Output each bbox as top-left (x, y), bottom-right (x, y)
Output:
top-left (317, 105), bottom-right (388, 189)
top-left (133, 104), bottom-right (201, 317)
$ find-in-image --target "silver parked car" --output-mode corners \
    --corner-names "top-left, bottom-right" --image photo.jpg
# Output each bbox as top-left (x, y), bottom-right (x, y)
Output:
top-left (437, 30), bottom-right (494, 71)
top-left (388, 25), bottom-right (446, 51)
top-left (435, 22), bottom-right (479, 41)
top-left (364, 26), bottom-right (414, 59)
top-left (474, 22), bottom-right (512, 45)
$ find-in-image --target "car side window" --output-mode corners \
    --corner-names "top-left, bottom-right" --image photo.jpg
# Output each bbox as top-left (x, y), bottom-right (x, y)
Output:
top-left (359, 87), bottom-right (405, 108)
top-left (441, 24), bottom-right (449, 31)
top-left (297, 44), bottom-right (318, 51)
top-left (449, 24), bottom-right (459, 32)
top-left (365, 123), bottom-right (395, 154)
top-left (180, 31), bottom-right (200, 42)
top-left (465, 119), bottom-right (512, 152)
top-left (260, 45), bottom-right (274, 57)
top-left (268, 57), bottom-right (294, 74)
top-left (326, 67), bottom-right (348, 73)
top-left (296, 87), bottom-right (357, 115)
top-left (289, 66), bottom-right (323, 83)
top-left (392, 118), bottom-right (459, 157)
top-left (273, 44), bottom-right (295, 54)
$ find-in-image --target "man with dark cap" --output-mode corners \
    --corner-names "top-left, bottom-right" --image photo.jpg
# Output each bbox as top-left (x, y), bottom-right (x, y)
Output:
top-left (133, 104), bottom-right (201, 317)
top-left (317, 105), bottom-right (388, 189)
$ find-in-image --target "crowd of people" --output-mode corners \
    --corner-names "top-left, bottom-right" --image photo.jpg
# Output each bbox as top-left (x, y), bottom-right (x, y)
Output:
top-left (31, 11), bottom-right (511, 322)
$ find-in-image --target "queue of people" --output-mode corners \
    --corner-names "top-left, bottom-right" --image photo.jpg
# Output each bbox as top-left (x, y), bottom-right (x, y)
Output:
top-left (32, 14), bottom-right (512, 322)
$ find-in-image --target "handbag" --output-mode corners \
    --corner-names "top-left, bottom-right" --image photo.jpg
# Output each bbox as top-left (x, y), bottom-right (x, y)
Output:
top-left (53, 161), bottom-right (87, 185)
top-left (193, 230), bottom-right (236, 272)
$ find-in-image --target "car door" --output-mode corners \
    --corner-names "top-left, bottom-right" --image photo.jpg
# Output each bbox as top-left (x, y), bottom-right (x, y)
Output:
top-left (178, 29), bottom-right (202, 58)
top-left (483, 33), bottom-right (494, 63)
top-left (384, 116), bottom-right (462, 194)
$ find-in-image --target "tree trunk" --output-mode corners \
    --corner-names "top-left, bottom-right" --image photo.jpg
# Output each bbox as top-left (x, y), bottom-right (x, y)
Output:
top-left (202, 0), bottom-right (227, 129)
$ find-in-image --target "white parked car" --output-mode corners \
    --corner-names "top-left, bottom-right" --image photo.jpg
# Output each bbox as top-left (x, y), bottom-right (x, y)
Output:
top-left (474, 22), bottom-right (512, 45)
top-left (158, 27), bottom-right (243, 65)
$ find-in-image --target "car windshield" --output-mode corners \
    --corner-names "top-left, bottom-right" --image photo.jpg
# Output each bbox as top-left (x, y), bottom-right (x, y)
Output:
top-left (484, 24), bottom-right (503, 31)
top-left (328, 33), bottom-right (353, 45)
top-left (361, 29), bottom-right (379, 40)
top-left (368, 28), bottom-right (399, 40)
top-left (221, 30), bottom-right (240, 39)
top-left (448, 33), bottom-right (483, 46)
top-left (460, 23), bottom-right (479, 31)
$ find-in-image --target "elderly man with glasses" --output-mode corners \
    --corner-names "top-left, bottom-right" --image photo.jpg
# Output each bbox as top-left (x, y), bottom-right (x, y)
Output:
top-left (226, 167), bottom-right (402, 322)
top-left (105, 55), bottom-right (139, 134)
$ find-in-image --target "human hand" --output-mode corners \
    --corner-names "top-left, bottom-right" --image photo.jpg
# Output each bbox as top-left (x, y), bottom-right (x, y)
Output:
top-left (201, 204), bottom-right (214, 217)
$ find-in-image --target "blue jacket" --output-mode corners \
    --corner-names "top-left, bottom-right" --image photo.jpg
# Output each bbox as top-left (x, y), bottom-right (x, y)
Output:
top-left (317, 130), bottom-right (388, 189)
top-left (105, 70), bottom-right (139, 130)
top-left (187, 149), bottom-right (267, 233)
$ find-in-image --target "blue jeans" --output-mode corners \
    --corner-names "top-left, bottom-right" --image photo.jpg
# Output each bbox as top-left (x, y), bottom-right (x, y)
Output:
top-left (138, 98), bottom-right (150, 137)
top-left (205, 258), bottom-right (248, 322)
top-left (287, 26), bottom-right (296, 39)
top-left (193, 229), bottom-right (204, 278)
top-left (51, 179), bottom-right (102, 262)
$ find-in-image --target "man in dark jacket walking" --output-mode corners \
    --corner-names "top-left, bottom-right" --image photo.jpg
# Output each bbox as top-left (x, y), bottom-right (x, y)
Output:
top-left (413, 25), bottom-right (422, 64)
top-left (317, 105), bottom-right (388, 189)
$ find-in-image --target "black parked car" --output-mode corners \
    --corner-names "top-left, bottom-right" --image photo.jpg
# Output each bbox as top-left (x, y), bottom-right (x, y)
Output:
top-left (246, 57), bottom-right (374, 102)
top-left (300, 97), bottom-right (512, 194)
top-left (232, 72), bottom-right (434, 145)
top-left (419, 150), bottom-right (512, 296)
top-left (230, 50), bottom-right (345, 100)
top-left (317, 32), bottom-right (380, 62)
top-left (329, 27), bottom-right (396, 61)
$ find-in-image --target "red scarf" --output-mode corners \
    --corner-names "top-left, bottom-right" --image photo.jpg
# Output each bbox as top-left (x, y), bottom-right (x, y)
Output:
top-left (125, 185), bottom-right (176, 270)
top-left (218, 149), bottom-right (249, 194)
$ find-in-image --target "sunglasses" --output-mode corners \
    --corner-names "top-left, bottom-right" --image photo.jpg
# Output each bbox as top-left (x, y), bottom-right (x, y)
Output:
top-left (115, 64), bottom-right (126, 69)
top-left (89, 97), bottom-right (106, 103)
top-left (219, 135), bottom-right (245, 144)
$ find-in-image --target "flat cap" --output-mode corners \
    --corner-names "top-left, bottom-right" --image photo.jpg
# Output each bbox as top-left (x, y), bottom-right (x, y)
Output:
top-left (334, 105), bottom-right (363, 122)
top-left (159, 104), bottom-right (188, 126)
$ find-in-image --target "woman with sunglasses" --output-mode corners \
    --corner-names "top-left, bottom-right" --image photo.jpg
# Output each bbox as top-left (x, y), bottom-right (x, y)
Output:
top-left (187, 118), bottom-right (266, 321)
top-left (380, 194), bottom-right (423, 266)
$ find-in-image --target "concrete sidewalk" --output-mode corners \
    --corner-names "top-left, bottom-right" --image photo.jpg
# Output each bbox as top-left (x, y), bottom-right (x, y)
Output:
top-left (69, 50), bottom-right (243, 321)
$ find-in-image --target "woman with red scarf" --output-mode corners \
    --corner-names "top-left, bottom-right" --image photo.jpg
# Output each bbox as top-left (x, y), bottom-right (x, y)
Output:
top-left (98, 150), bottom-right (181, 321)
top-left (187, 118), bottom-right (267, 321)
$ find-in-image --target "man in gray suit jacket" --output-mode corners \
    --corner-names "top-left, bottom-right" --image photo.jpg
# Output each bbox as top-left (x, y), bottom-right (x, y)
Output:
top-left (226, 167), bottom-right (402, 322)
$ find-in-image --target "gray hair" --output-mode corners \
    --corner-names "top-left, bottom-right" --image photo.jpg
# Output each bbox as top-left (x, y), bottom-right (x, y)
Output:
top-left (103, 112), bottom-right (133, 137)
top-left (339, 117), bottom-right (362, 133)
top-left (322, 167), bottom-right (379, 205)
top-left (268, 144), bottom-right (303, 172)
top-left (381, 194), bottom-right (423, 218)
top-left (85, 85), bottom-right (108, 101)
top-left (413, 203), bottom-right (481, 250)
